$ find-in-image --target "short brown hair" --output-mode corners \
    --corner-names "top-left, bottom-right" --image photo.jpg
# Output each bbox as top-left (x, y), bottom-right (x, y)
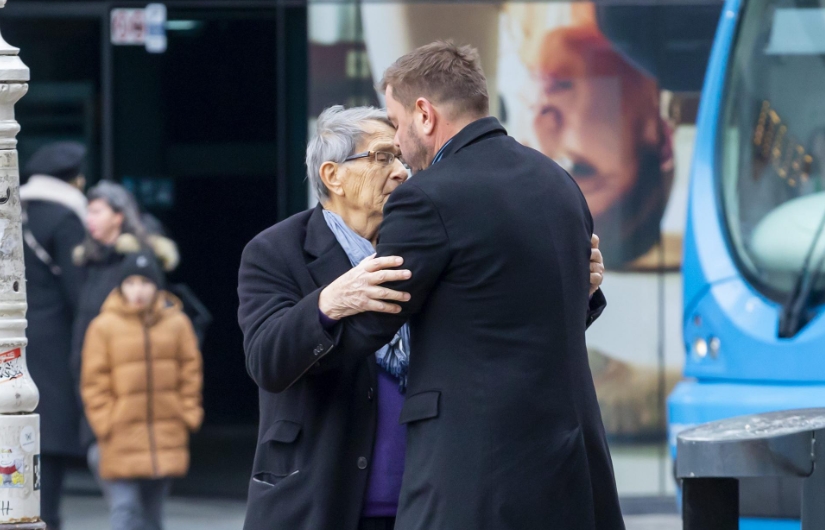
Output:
top-left (381, 41), bottom-right (489, 119)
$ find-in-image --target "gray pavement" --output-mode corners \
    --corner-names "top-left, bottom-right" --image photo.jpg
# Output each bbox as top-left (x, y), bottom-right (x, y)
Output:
top-left (59, 495), bottom-right (680, 530)
top-left (62, 496), bottom-right (246, 530)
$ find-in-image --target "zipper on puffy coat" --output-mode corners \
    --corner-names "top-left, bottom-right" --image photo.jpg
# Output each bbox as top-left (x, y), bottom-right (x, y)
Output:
top-left (144, 323), bottom-right (159, 476)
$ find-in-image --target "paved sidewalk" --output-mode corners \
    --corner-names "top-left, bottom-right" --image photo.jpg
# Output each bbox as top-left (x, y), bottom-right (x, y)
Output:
top-left (62, 496), bottom-right (246, 530)
top-left (59, 495), bottom-right (680, 530)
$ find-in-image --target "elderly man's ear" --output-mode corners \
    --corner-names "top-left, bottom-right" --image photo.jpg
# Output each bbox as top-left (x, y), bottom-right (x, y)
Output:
top-left (320, 161), bottom-right (346, 197)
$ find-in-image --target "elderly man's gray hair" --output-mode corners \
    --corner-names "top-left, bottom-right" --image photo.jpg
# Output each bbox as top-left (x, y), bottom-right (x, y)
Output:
top-left (306, 105), bottom-right (392, 201)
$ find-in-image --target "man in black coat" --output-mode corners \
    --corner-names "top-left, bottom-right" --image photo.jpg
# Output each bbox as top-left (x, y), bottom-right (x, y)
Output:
top-left (237, 105), bottom-right (607, 529)
top-left (20, 142), bottom-right (89, 530)
top-left (332, 42), bottom-right (624, 529)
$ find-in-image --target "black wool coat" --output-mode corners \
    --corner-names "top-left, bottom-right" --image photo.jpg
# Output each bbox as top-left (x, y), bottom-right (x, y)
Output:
top-left (24, 200), bottom-right (86, 457)
top-left (236, 145), bottom-right (610, 530)
top-left (336, 117), bottom-right (625, 530)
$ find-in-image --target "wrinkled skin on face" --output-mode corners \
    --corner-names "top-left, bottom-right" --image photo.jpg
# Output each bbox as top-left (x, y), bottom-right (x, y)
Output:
top-left (343, 121), bottom-right (409, 213)
top-left (321, 120), bottom-right (409, 241)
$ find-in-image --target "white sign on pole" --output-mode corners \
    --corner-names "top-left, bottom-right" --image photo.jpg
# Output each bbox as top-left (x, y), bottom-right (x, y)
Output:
top-left (111, 8), bottom-right (146, 45)
top-left (144, 4), bottom-right (167, 54)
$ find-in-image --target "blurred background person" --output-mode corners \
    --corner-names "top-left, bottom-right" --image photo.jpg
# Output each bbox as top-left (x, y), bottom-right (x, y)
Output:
top-left (81, 251), bottom-right (203, 530)
top-left (72, 181), bottom-right (180, 465)
top-left (141, 211), bottom-right (213, 348)
top-left (20, 141), bottom-right (88, 530)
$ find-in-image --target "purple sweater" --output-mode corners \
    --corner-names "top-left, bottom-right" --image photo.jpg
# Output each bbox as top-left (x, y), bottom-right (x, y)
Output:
top-left (319, 310), bottom-right (406, 517)
top-left (362, 367), bottom-right (407, 517)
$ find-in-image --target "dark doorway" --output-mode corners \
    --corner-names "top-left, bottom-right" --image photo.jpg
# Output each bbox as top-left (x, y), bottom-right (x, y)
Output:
top-left (3, 1), bottom-right (308, 497)
top-left (112, 9), bottom-right (296, 427)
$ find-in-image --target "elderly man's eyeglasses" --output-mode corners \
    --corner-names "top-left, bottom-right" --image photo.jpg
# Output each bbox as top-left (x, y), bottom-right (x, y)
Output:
top-left (344, 151), bottom-right (406, 168)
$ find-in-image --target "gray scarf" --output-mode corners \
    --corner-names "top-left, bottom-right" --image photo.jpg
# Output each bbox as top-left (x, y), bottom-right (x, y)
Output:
top-left (323, 209), bottom-right (409, 392)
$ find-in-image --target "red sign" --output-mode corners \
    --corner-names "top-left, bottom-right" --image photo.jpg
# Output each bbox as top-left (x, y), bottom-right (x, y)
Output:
top-left (111, 9), bottom-right (146, 45)
top-left (0, 348), bottom-right (21, 364)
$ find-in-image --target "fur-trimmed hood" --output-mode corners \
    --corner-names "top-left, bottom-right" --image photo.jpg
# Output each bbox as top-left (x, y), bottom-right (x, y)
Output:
top-left (73, 233), bottom-right (179, 272)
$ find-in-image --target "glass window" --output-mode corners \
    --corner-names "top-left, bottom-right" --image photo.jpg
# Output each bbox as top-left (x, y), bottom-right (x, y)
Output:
top-left (719, 0), bottom-right (825, 299)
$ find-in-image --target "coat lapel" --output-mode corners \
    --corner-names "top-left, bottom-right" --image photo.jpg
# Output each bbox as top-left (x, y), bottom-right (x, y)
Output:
top-left (303, 205), bottom-right (379, 382)
top-left (304, 205), bottom-right (352, 288)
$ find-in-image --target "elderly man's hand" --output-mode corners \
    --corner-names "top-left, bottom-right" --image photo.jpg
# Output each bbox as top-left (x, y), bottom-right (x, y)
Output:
top-left (590, 234), bottom-right (605, 297)
top-left (319, 255), bottom-right (412, 320)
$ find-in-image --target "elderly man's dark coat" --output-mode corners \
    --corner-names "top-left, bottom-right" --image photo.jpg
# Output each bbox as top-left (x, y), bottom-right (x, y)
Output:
top-left (236, 117), bottom-right (613, 530)
top-left (335, 117), bottom-right (624, 530)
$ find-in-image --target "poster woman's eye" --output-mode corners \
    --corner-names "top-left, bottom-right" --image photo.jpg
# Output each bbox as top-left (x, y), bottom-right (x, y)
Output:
top-left (544, 78), bottom-right (573, 94)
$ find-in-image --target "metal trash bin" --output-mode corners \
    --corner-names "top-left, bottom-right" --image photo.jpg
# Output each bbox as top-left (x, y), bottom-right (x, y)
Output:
top-left (677, 408), bottom-right (825, 530)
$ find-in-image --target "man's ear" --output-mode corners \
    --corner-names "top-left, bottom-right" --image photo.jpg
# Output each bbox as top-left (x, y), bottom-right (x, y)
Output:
top-left (319, 161), bottom-right (345, 197)
top-left (416, 98), bottom-right (437, 136)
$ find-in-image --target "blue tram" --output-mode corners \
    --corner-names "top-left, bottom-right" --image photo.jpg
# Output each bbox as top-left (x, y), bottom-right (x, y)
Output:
top-left (668, 0), bottom-right (825, 528)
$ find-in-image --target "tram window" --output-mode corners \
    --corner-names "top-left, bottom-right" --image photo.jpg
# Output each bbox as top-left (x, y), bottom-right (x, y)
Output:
top-left (719, 0), bottom-right (825, 299)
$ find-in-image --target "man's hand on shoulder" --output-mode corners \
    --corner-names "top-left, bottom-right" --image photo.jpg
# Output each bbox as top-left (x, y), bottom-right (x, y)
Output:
top-left (318, 255), bottom-right (412, 320)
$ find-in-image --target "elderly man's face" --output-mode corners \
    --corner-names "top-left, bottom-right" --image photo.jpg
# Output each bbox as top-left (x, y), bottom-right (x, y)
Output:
top-left (339, 121), bottom-right (409, 216)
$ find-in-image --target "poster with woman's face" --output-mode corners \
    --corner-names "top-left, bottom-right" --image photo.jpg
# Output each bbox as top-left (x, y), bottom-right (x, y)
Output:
top-left (309, 2), bottom-right (700, 478)
top-left (498, 3), bottom-right (680, 271)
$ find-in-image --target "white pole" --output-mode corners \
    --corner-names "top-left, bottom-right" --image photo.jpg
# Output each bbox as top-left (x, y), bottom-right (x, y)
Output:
top-left (0, 1), bottom-right (46, 527)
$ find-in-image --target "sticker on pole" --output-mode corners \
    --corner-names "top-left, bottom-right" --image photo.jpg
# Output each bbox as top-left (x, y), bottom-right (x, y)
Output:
top-left (111, 8), bottom-right (146, 46)
top-left (0, 349), bottom-right (23, 384)
top-left (0, 447), bottom-right (25, 488)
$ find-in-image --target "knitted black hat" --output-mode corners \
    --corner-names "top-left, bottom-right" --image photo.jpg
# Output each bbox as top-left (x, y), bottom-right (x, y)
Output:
top-left (119, 251), bottom-right (163, 288)
top-left (23, 141), bottom-right (87, 182)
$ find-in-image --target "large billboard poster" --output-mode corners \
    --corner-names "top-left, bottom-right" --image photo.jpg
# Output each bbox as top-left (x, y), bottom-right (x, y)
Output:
top-left (310, 0), bottom-right (715, 496)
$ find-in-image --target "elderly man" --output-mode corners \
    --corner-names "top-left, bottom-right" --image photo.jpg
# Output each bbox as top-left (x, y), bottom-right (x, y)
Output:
top-left (237, 105), bottom-right (606, 530)
top-left (307, 42), bottom-right (624, 530)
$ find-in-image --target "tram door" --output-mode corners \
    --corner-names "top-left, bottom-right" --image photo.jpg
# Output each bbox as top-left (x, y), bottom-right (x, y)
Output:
top-left (111, 6), bottom-right (308, 428)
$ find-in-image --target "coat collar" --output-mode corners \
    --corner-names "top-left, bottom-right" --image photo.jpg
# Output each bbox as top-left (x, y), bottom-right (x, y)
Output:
top-left (302, 204), bottom-right (378, 383)
top-left (432, 116), bottom-right (507, 165)
top-left (20, 174), bottom-right (88, 223)
top-left (304, 204), bottom-right (352, 287)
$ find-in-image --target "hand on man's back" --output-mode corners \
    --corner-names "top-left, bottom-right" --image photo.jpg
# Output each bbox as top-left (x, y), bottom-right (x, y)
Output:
top-left (319, 255), bottom-right (412, 320)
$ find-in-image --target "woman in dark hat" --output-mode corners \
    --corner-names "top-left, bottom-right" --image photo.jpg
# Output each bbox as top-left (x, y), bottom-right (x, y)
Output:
top-left (20, 141), bottom-right (88, 530)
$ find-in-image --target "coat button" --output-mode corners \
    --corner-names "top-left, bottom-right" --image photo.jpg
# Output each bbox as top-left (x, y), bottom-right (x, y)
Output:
top-left (313, 344), bottom-right (323, 356)
top-left (367, 387), bottom-right (374, 401)
top-left (357, 457), bottom-right (368, 470)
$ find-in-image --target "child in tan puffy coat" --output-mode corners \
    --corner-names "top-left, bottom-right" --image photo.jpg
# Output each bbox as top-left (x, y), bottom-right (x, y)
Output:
top-left (81, 251), bottom-right (203, 530)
